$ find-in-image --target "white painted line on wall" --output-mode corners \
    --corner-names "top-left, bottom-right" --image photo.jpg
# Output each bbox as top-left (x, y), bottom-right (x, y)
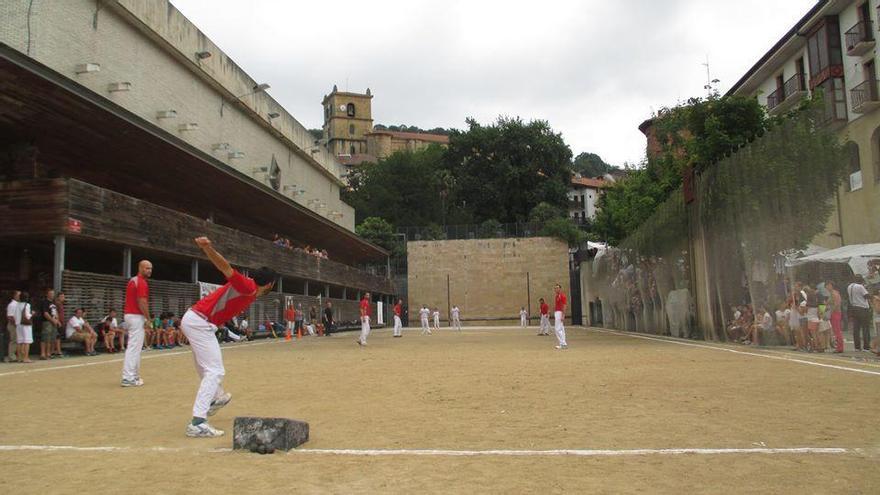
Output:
top-left (590, 328), bottom-right (880, 377)
top-left (0, 339), bottom-right (279, 378)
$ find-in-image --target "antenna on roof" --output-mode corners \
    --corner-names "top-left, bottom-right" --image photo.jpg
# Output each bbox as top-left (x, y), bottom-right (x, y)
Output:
top-left (702, 55), bottom-right (720, 96)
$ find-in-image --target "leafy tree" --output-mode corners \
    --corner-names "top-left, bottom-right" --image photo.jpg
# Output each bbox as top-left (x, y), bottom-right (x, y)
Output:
top-left (307, 129), bottom-right (323, 141)
top-left (356, 217), bottom-right (404, 257)
top-left (539, 218), bottom-right (585, 246)
top-left (528, 202), bottom-right (566, 223)
top-left (572, 152), bottom-right (619, 178)
top-left (444, 117), bottom-right (572, 224)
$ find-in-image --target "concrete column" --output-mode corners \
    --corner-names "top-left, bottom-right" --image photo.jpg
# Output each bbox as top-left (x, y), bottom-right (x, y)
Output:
top-left (277, 276), bottom-right (283, 293)
top-left (53, 235), bottom-right (65, 293)
top-left (190, 259), bottom-right (199, 283)
top-left (386, 256), bottom-right (391, 279)
top-left (123, 247), bottom-right (132, 279)
top-left (324, 284), bottom-right (330, 298)
top-left (342, 287), bottom-right (347, 300)
top-left (304, 280), bottom-right (309, 296)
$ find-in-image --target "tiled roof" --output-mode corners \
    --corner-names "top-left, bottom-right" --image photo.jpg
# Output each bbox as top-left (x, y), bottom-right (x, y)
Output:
top-left (571, 177), bottom-right (609, 189)
top-left (367, 130), bottom-right (450, 144)
top-left (338, 154), bottom-right (377, 166)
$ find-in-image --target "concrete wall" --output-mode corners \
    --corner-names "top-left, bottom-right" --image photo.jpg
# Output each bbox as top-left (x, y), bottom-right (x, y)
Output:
top-left (0, 0), bottom-right (354, 230)
top-left (407, 237), bottom-right (571, 323)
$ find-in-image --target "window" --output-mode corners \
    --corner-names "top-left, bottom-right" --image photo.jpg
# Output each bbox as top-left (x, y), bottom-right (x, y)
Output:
top-left (816, 77), bottom-right (847, 124)
top-left (346, 103), bottom-right (356, 117)
top-left (349, 124), bottom-right (355, 135)
top-left (846, 142), bottom-right (862, 191)
top-left (350, 145), bottom-right (356, 155)
top-left (806, 17), bottom-right (842, 88)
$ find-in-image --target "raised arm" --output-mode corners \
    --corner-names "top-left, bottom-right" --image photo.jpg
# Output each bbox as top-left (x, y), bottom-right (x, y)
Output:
top-left (194, 237), bottom-right (233, 278)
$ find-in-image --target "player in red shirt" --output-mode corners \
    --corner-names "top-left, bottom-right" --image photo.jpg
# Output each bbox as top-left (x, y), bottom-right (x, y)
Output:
top-left (392, 299), bottom-right (403, 338)
top-left (538, 298), bottom-right (551, 336)
top-left (553, 284), bottom-right (568, 349)
top-left (183, 237), bottom-right (278, 438)
top-left (121, 259), bottom-right (152, 387)
top-left (357, 292), bottom-right (372, 346)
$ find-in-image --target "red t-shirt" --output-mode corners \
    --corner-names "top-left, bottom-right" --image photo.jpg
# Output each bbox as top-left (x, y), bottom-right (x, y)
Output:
top-left (124, 275), bottom-right (149, 315)
top-left (192, 270), bottom-right (258, 325)
top-left (360, 298), bottom-right (371, 317)
top-left (554, 292), bottom-right (567, 312)
top-left (285, 308), bottom-right (295, 322)
top-left (394, 303), bottom-right (402, 316)
top-left (540, 302), bottom-right (549, 316)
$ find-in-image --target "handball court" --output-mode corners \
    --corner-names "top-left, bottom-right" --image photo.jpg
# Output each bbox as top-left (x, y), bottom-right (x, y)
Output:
top-left (0, 326), bottom-right (878, 494)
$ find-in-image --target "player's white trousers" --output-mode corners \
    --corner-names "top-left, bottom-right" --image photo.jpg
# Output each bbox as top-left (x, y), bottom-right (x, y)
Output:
top-left (433, 316), bottom-right (440, 329)
top-left (540, 315), bottom-right (550, 334)
top-left (122, 314), bottom-right (145, 381)
top-left (453, 317), bottom-right (461, 331)
top-left (520, 315), bottom-right (527, 327)
top-left (181, 310), bottom-right (226, 419)
top-left (360, 316), bottom-right (371, 344)
top-left (554, 311), bottom-right (567, 346)
top-left (393, 315), bottom-right (402, 336)
top-left (420, 316), bottom-right (430, 333)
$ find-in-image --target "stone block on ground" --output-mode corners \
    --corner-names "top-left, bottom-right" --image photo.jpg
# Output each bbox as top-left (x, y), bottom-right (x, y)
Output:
top-left (233, 416), bottom-right (309, 451)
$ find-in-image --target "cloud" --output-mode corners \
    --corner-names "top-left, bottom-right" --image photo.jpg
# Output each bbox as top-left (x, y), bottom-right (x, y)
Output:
top-left (172, 0), bottom-right (817, 165)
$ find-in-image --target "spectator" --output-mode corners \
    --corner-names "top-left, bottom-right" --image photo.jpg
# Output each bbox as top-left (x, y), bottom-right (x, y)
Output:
top-left (309, 306), bottom-right (317, 326)
top-left (66, 308), bottom-right (98, 356)
top-left (294, 303), bottom-right (304, 336)
top-left (15, 291), bottom-right (33, 363)
top-left (847, 276), bottom-right (871, 352)
top-left (238, 314), bottom-right (251, 341)
top-left (870, 288), bottom-right (880, 355)
top-left (35, 288), bottom-right (60, 360)
top-left (53, 291), bottom-right (67, 359)
top-left (747, 306), bottom-right (774, 346)
top-left (100, 309), bottom-right (124, 353)
top-left (175, 317), bottom-right (188, 345)
top-left (5, 290), bottom-right (21, 362)
top-left (825, 281), bottom-right (844, 353)
top-left (322, 301), bottom-right (335, 336)
top-left (774, 302), bottom-right (791, 346)
top-left (284, 303), bottom-right (295, 337)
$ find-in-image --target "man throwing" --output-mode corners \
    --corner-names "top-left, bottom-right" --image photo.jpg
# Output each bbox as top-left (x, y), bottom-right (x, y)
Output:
top-left (121, 260), bottom-right (152, 387)
top-left (358, 292), bottom-right (371, 346)
top-left (553, 284), bottom-right (568, 349)
top-left (183, 237), bottom-right (278, 437)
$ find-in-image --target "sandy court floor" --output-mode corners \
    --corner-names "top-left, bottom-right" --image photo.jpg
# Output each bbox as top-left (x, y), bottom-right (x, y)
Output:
top-left (0, 326), bottom-right (878, 494)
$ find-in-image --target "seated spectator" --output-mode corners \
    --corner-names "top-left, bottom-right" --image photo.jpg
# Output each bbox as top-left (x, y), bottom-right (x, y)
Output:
top-left (238, 314), bottom-right (251, 341)
top-left (174, 317), bottom-right (187, 345)
top-left (164, 314), bottom-right (178, 347)
top-left (99, 309), bottom-right (124, 353)
top-left (746, 306), bottom-right (774, 346)
top-left (66, 308), bottom-right (98, 356)
top-left (725, 305), bottom-right (746, 342)
top-left (774, 303), bottom-right (791, 346)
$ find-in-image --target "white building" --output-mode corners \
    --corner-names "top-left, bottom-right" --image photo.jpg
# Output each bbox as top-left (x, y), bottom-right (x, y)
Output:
top-left (727, 0), bottom-right (880, 245)
top-left (568, 175), bottom-right (609, 223)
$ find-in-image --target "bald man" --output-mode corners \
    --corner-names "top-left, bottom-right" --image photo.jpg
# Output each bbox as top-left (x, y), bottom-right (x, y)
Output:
top-left (121, 260), bottom-right (153, 387)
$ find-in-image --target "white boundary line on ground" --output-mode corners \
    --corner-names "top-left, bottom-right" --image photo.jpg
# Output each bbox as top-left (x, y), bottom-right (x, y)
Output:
top-left (590, 328), bottom-right (880, 377)
top-left (0, 445), bottom-right (858, 457)
top-left (0, 339), bottom-right (279, 378)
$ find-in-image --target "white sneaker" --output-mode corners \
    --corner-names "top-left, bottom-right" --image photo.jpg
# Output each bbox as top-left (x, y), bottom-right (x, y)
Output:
top-left (555, 345), bottom-right (568, 350)
top-left (121, 378), bottom-right (144, 387)
top-left (207, 392), bottom-right (232, 416)
top-left (185, 422), bottom-right (224, 438)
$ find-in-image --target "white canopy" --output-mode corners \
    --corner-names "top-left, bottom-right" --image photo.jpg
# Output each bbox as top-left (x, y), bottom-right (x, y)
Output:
top-left (785, 243), bottom-right (880, 277)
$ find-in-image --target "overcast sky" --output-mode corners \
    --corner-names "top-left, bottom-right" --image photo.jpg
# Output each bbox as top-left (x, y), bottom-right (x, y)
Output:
top-left (172, 0), bottom-right (817, 166)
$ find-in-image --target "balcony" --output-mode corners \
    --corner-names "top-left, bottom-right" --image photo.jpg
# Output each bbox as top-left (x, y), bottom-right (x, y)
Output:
top-left (766, 73), bottom-right (809, 115)
top-left (851, 79), bottom-right (880, 114)
top-left (845, 20), bottom-right (875, 56)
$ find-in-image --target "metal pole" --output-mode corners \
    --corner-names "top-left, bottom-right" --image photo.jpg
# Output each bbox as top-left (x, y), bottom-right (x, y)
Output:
top-left (526, 271), bottom-right (531, 325)
top-left (446, 273), bottom-right (451, 326)
top-left (53, 235), bottom-right (65, 293)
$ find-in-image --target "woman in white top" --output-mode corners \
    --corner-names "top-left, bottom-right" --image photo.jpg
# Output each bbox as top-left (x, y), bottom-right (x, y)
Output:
top-left (16, 292), bottom-right (34, 363)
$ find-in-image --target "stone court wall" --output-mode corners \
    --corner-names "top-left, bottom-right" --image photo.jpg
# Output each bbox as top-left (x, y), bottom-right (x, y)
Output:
top-left (407, 237), bottom-right (571, 323)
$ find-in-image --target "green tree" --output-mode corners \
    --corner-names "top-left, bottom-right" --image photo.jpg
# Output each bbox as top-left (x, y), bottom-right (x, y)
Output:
top-left (528, 201), bottom-right (566, 223)
top-left (572, 152), bottom-right (619, 177)
top-left (594, 94), bottom-right (768, 244)
top-left (356, 217), bottom-right (403, 257)
top-left (445, 117), bottom-right (572, 223)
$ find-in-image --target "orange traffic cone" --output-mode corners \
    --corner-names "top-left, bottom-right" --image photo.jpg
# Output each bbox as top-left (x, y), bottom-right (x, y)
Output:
top-left (284, 328), bottom-right (292, 341)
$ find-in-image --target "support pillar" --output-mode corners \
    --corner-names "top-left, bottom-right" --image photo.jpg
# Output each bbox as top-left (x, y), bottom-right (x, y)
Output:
top-left (53, 235), bottom-right (65, 293)
top-left (386, 256), bottom-right (391, 279)
top-left (190, 259), bottom-right (199, 283)
top-left (342, 287), bottom-right (347, 300)
top-left (123, 247), bottom-right (132, 279)
top-left (324, 284), bottom-right (330, 298)
top-left (277, 276), bottom-right (283, 293)
top-left (304, 280), bottom-right (309, 296)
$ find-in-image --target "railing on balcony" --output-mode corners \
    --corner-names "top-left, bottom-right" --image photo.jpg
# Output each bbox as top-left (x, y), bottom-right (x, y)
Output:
top-left (845, 19), bottom-right (874, 53)
top-left (851, 79), bottom-right (880, 113)
top-left (766, 73), bottom-right (807, 113)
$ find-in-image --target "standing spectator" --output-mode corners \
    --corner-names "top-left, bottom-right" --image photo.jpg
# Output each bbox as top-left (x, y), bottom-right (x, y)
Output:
top-left (870, 288), bottom-right (880, 355)
top-left (121, 260), bottom-right (153, 387)
top-left (5, 290), bottom-right (21, 362)
top-left (847, 276), bottom-right (871, 352)
top-left (537, 298), bottom-right (550, 336)
top-left (66, 308), bottom-right (98, 356)
top-left (392, 299), bottom-right (403, 337)
top-left (357, 292), bottom-right (371, 346)
top-left (15, 291), bottom-right (33, 363)
top-left (53, 291), bottom-right (67, 359)
top-left (554, 284), bottom-right (568, 350)
top-left (309, 306), bottom-right (317, 327)
top-left (825, 281), bottom-right (844, 353)
top-left (35, 288), bottom-right (60, 361)
top-left (294, 303), bottom-right (304, 336)
top-left (322, 301), bottom-right (335, 336)
top-left (284, 303), bottom-right (295, 338)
